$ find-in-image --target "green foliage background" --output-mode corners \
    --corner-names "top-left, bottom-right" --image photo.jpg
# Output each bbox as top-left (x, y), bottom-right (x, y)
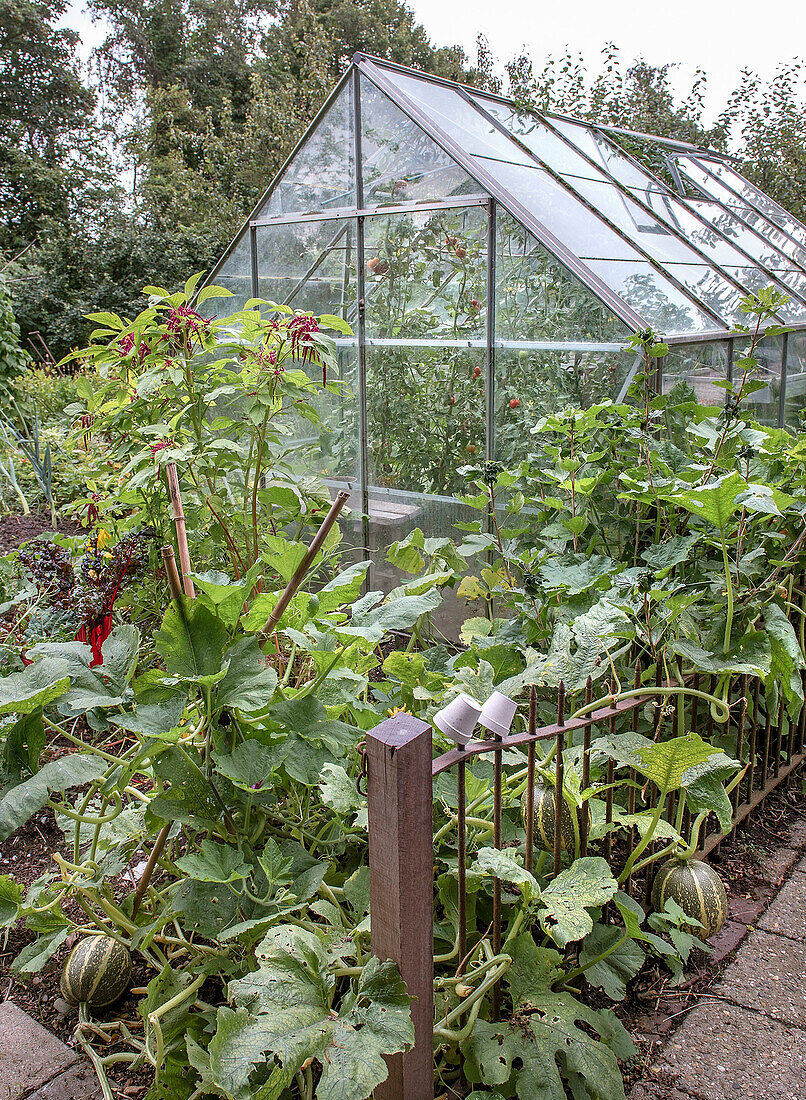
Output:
top-left (2, 2), bottom-right (806, 360)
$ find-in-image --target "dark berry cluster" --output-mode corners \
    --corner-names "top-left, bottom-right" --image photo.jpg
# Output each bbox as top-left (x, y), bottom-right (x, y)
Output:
top-left (74, 530), bottom-right (152, 627)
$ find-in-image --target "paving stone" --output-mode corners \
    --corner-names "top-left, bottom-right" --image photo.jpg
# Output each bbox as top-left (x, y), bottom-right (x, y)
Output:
top-left (27, 1062), bottom-right (101, 1099)
top-left (758, 868), bottom-right (806, 941)
top-left (757, 846), bottom-right (798, 887)
top-left (0, 1001), bottom-right (79, 1099)
top-left (784, 818), bottom-right (806, 851)
top-left (716, 927), bottom-right (806, 1028)
top-left (650, 1000), bottom-right (806, 1100)
top-left (628, 1084), bottom-right (695, 1100)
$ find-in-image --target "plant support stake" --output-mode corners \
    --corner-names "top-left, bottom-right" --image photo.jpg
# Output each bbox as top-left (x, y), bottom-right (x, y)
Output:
top-left (160, 545), bottom-right (183, 600)
top-left (165, 463), bottom-right (195, 598)
top-left (265, 490), bottom-right (350, 632)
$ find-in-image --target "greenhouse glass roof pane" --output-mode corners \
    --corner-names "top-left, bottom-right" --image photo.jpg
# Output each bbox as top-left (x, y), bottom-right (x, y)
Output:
top-left (660, 264), bottom-right (750, 323)
top-left (679, 198), bottom-right (799, 271)
top-left (359, 76), bottom-right (486, 206)
top-left (584, 260), bottom-right (720, 333)
top-left (774, 268), bottom-right (806, 301)
top-left (674, 158), bottom-right (806, 269)
top-left (255, 83), bottom-right (355, 218)
top-left (379, 69), bottom-right (536, 165)
top-left (549, 117), bottom-right (668, 192)
top-left (566, 175), bottom-right (715, 263)
top-left (701, 160), bottom-right (806, 244)
top-left (470, 158), bottom-right (725, 326)
top-left (471, 159), bottom-right (636, 260)
top-left (470, 96), bottom-right (607, 180)
top-left (713, 269), bottom-right (806, 321)
top-left (466, 98), bottom-right (759, 320)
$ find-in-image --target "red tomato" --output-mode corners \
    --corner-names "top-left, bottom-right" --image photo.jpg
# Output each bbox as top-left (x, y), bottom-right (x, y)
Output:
top-left (509, 398), bottom-right (520, 408)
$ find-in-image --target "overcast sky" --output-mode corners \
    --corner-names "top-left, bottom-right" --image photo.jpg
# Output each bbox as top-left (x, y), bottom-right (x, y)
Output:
top-left (407, 0), bottom-right (806, 122)
top-left (64, 0), bottom-right (805, 125)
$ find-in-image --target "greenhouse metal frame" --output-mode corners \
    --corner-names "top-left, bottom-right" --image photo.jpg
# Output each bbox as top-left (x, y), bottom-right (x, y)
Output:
top-left (203, 54), bottom-right (806, 604)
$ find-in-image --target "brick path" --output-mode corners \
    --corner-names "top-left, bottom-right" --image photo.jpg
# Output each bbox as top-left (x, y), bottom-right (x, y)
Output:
top-left (630, 824), bottom-right (806, 1100)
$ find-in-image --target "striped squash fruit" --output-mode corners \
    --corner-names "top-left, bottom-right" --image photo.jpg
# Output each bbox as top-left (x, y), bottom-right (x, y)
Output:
top-left (522, 782), bottom-right (574, 852)
top-left (60, 934), bottom-right (132, 1007)
top-left (651, 858), bottom-right (728, 940)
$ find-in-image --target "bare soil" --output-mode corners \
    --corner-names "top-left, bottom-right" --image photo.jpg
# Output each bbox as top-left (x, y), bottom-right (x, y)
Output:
top-left (0, 512), bottom-right (82, 554)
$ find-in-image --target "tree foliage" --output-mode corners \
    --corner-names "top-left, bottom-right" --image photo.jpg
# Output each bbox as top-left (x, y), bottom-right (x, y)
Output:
top-left (3, 7), bottom-right (806, 360)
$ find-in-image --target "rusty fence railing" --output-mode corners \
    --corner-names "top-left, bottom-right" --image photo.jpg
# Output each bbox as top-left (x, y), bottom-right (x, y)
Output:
top-left (365, 645), bottom-right (806, 1099)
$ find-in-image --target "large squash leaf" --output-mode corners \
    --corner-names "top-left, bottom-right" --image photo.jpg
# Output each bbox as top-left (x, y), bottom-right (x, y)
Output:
top-left (154, 596), bottom-right (227, 683)
top-left (0, 663), bottom-right (69, 716)
top-left (0, 753), bottom-right (106, 841)
top-left (604, 732), bottom-right (737, 796)
top-left (208, 926), bottom-right (413, 1100)
top-left (670, 631), bottom-right (771, 678)
top-left (214, 636), bottom-right (278, 716)
top-left (26, 625), bottom-right (140, 713)
top-left (539, 857), bottom-right (618, 947)
top-left (462, 933), bottom-right (632, 1100)
top-left (338, 589), bottom-right (443, 645)
top-left (765, 603), bottom-right (806, 720)
top-left (664, 472), bottom-right (747, 533)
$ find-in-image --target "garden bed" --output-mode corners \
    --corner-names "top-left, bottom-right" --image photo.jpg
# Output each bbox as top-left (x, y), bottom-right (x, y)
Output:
top-left (3, 761), bottom-right (804, 1099)
top-left (0, 512), bottom-right (81, 554)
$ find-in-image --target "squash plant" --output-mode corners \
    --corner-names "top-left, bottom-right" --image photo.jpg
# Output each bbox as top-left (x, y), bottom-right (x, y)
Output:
top-left (0, 281), bottom-right (804, 1100)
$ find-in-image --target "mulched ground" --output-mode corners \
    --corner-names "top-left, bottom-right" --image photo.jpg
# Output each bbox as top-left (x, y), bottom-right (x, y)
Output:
top-left (0, 512), bottom-right (82, 554)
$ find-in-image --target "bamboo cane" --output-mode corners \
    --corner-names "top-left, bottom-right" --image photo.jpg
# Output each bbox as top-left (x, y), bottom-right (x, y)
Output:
top-left (165, 463), bottom-right (195, 598)
top-left (160, 545), bottom-right (183, 600)
top-left (265, 490), bottom-right (351, 633)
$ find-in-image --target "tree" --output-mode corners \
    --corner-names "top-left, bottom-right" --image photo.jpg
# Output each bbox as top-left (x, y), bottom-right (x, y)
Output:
top-left (0, 0), bottom-right (100, 258)
top-left (719, 62), bottom-right (806, 225)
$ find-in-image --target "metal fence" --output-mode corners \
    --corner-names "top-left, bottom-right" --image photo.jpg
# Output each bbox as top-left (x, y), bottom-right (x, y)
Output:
top-left (365, 648), bottom-right (806, 1098)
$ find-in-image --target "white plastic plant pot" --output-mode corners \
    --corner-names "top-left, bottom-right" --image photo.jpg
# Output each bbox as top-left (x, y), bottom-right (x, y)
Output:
top-left (433, 692), bottom-right (482, 746)
top-left (478, 691), bottom-right (518, 738)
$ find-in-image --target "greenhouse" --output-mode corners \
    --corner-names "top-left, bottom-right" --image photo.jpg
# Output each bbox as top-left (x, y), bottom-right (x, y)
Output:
top-left (204, 53), bottom-right (806, 597)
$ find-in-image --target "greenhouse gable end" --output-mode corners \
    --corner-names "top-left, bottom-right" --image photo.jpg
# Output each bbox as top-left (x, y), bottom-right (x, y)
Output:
top-left (204, 54), bottom-right (806, 614)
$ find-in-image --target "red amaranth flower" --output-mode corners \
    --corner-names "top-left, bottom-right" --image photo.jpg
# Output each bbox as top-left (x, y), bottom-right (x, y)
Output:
top-left (166, 305), bottom-right (209, 348)
top-left (118, 334), bottom-right (150, 360)
top-left (286, 314), bottom-right (326, 384)
top-left (150, 439), bottom-right (173, 455)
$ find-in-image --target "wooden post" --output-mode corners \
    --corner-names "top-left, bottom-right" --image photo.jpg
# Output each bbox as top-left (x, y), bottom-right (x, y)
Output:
top-left (367, 714), bottom-right (433, 1100)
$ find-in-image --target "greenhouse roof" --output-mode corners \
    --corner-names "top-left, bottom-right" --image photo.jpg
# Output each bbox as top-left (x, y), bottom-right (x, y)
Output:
top-left (209, 54), bottom-right (806, 342)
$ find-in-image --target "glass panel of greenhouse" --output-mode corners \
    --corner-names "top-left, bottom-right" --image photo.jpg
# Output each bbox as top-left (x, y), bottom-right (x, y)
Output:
top-left (203, 54), bottom-right (806, 603)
